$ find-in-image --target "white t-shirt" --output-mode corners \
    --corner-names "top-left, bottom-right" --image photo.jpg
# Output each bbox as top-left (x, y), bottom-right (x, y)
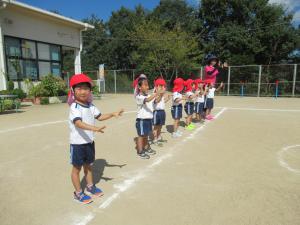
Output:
top-left (172, 92), bottom-right (183, 106)
top-left (136, 94), bottom-right (154, 119)
top-left (185, 91), bottom-right (194, 103)
top-left (207, 88), bottom-right (216, 99)
top-left (195, 91), bottom-right (205, 103)
top-left (154, 96), bottom-right (165, 110)
top-left (69, 102), bottom-right (101, 145)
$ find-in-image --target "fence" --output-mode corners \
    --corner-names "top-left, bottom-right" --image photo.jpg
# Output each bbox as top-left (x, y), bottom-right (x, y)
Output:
top-left (81, 64), bottom-right (300, 97)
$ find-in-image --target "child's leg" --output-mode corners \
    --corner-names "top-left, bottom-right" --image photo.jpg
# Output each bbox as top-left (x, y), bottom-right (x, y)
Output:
top-left (71, 165), bottom-right (82, 192)
top-left (153, 125), bottom-right (159, 141)
top-left (157, 125), bottom-right (162, 138)
top-left (83, 164), bottom-right (93, 187)
top-left (144, 136), bottom-right (149, 149)
top-left (137, 136), bottom-right (144, 154)
top-left (173, 119), bottom-right (179, 132)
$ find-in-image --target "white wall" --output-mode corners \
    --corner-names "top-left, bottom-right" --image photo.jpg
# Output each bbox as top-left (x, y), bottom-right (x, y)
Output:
top-left (0, 5), bottom-right (81, 48)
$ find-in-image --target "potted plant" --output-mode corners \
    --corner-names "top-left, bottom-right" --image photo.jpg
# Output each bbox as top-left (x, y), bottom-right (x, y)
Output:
top-left (28, 84), bottom-right (49, 104)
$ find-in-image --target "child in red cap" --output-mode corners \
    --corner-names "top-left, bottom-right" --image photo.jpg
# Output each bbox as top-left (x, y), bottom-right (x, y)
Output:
top-left (171, 78), bottom-right (184, 138)
top-left (184, 79), bottom-right (197, 131)
top-left (204, 79), bottom-right (224, 120)
top-left (152, 77), bottom-right (170, 146)
top-left (194, 79), bottom-right (206, 122)
top-left (134, 74), bottom-right (163, 159)
top-left (68, 73), bottom-right (124, 204)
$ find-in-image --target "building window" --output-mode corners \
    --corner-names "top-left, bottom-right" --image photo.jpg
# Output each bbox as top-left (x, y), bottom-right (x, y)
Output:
top-left (21, 40), bottom-right (36, 59)
top-left (4, 36), bottom-right (62, 81)
top-left (23, 60), bottom-right (38, 80)
top-left (38, 61), bottom-right (51, 78)
top-left (5, 37), bottom-right (21, 57)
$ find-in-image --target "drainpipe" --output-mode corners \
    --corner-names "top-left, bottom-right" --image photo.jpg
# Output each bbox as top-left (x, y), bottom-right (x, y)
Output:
top-left (74, 23), bottom-right (88, 74)
top-left (0, 0), bottom-right (8, 90)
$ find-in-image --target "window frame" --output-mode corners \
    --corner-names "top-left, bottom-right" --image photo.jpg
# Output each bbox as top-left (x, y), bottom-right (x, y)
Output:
top-left (4, 35), bottom-right (63, 81)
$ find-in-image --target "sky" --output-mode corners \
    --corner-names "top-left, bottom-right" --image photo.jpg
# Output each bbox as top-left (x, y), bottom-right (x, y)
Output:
top-left (18, 0), bottom-right (300, 26)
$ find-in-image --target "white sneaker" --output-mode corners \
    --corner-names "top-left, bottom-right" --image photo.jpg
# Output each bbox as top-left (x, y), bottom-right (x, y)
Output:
top-left (177, 130), bottom-right (183, 135)
top-left (172, 132), bottom-right (180, 138)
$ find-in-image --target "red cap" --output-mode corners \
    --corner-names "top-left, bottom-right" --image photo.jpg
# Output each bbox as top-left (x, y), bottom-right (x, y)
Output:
top-left (204, 79), bottom-right (213, 85)
top-left (194, 78), bottom-right (203, 89)
top-left (70, 74), bottom-right (93, 88)
top-left (154, 78), bottom-right (166, 87)
top-left (184, 79), bottom-right (194, 92)
top-left (173, 78), bottom-right (184, 92)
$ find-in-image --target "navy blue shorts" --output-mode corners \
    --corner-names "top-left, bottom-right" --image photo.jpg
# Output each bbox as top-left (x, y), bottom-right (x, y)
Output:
top-left (153, 110), bottom-right (166, 126)
top-left (70, 142), bottom-right (95, 166)
top-left (184, 102), bottom-right (195, 115)
top-left (171, 104), bottom-right (183, 119)
top-left (204, 98), bottom-right (214, 109)
top-left (195, 102), bottom-right (205, 114)
top-left (136, 119), bottom-right (152, 136)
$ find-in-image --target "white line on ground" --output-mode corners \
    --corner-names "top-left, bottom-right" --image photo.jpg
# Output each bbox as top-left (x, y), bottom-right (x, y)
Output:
top-left (73, 107), bottom-right (227, 225)
top-left (277, 145), bottom-right (300, 174)
top-left (216, 106), bottom-right (300, 112)
top-left (0, 111), bottom-right (136, 134)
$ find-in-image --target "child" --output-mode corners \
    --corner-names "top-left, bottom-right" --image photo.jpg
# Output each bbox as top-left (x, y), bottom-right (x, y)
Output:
top-left (194, 79), bottom-right (206, 122)
top-left (68, 73), bottom-right (123, 204)
top-left (152, 77), bottom-right (170, 146)
top-left (184, 79), bottom-right (197, 130)
top-left (204, 79), bottom-right (224, 120)
top-left (135, 74), bottom-right (162, 159)
top-left (171, 78), bottom-right (184, 138)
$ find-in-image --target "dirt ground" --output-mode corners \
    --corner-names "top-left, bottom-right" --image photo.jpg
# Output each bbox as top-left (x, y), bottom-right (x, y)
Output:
top-left (0, 95), bottom-right (300, 225)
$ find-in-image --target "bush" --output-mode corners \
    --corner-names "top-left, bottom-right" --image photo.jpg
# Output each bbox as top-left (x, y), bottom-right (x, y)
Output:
top-left (41, 74), bottom-right (67, 97)
top-left (40, 97), bottom-right (49, 105)
top-left (8, 81), bottom-right (14, 91)
top-left (12, 88), bottom-right (26, 99)
top-left (28, 83), bottom-right (50, 98)
top-left (3, 99), bottom-right (14, 110)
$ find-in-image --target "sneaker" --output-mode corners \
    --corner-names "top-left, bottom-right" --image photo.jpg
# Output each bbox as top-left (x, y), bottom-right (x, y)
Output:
top-left (153, 140), bottom-right (163, 147)
top-left (74, 191), bottom-right (93, 204)
top-left (206, 115), bottom-right (213, 120)
top-left (144, 148), bottom-right (156, 155)
top-left (138, 152), bottom-right (150, 159)
top-left (172, 132), bottom-right (180, 138)
top-left (86, 184), bottom-right (104, 197)
top-left (190, 123), bottom-right (196, 128)
top-left (186, 125), bottom-right (194, 131)
top-left (177, 130), bottom-right (183, 135)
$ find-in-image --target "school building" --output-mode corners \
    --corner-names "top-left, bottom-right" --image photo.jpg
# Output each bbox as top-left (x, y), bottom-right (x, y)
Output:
top-left (0, 0), bottom-right (94, 90)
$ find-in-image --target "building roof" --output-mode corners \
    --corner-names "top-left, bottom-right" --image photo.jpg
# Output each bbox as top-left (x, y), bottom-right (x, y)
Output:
top-left (0, 0), bottom-right (94, 30)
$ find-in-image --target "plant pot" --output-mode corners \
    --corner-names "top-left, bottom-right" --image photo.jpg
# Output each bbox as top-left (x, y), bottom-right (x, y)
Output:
top-left (22, 98), bottom-right (34, 103)
top-left (34, 97), bottom-right (41, 105)
top-left (49, 96), bottom-right (67, 104)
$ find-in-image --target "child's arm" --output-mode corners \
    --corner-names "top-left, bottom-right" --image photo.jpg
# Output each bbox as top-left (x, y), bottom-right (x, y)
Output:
top-left (74, 120), bottom-right (106, 133)
top-left (97, 109), bottom-right (124, 121)
top-left (164, 94), bottom-right (171, 103)
top-left (145, 93), bottom-right (158, 103)
top-left (216, 82), bottom-right (224, 92)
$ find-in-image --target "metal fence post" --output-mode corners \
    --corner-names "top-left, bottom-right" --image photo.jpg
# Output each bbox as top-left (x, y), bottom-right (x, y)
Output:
top-left (200, 66), bottom-right (203, 79)
top-left (114, 70), bottom-right (117, 94)
top-left (257, 65), bottom-right (262, 97)
top-left (176, 68), bottom-right (178, 78)
top-left (292, 64), bottom-right (297, 97)
top-left (227, 66), bottom-right (231, 96)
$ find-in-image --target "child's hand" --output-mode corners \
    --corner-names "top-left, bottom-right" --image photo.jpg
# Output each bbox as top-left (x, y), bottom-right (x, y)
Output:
top-left (223, 62), bottom-right (228, 68)
top-left (113, 109), bottom-right (124, 118)
top-left (220, 82), bottom-right (224, 88)
top-left (93, 126), bottom-right (106, 133)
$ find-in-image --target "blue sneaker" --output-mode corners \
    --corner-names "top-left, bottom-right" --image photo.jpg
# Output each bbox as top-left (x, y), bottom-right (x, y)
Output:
top-left (86, 184), bottom-right (104, 197)
top-left (74, 191), bottom-right (92, 204)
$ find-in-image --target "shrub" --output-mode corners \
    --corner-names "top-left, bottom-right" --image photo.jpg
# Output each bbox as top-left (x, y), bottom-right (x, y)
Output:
top-left (12, 88), bottom-right (26, 99)
top-left (41, 74), bottom-right (67, 97)
top-left (28, 83), bottom-right (50, 98)
top-left (3, 99), bottom-right (14, 110)
top-left (8, 81), bottom-right (14, 91)
top-left (40, 97), bottom-right (49, 105)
